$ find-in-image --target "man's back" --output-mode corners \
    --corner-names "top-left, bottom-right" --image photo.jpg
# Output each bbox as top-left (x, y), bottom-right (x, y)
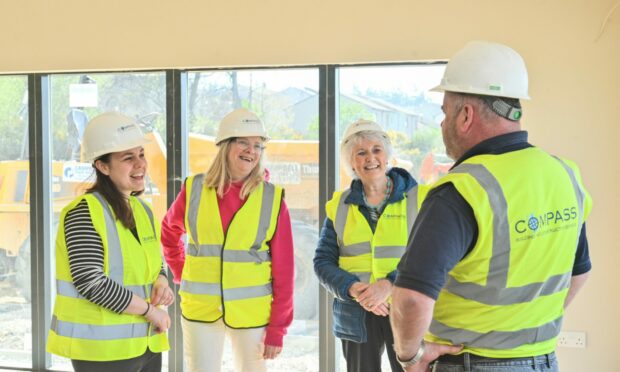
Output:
top-left (425, 146), bottom-right (591, 357)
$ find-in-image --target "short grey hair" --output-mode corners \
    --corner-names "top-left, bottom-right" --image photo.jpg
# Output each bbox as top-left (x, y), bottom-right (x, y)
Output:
top-left (340, 130), bottom-right (393, 179)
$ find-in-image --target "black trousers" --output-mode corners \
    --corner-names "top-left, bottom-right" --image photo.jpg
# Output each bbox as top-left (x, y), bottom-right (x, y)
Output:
top-left (71, 348), bottom-right (161, 372)
top-left (341, 312), bottom-right (404, 372)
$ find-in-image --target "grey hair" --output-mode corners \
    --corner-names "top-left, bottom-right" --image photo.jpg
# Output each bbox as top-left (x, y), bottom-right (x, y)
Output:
top-left (340, 130), bottom-right (393, 179)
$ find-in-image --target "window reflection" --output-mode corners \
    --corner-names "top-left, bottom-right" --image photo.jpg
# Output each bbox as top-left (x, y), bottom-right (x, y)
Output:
top-left (335, 64), bottom-right (448, 371)
top-left (0, 75), bottom-right (31, 369)
top-left (187, 69), bottom-right (320, 371)
top-left (48, 72), bottom-right (168, 371)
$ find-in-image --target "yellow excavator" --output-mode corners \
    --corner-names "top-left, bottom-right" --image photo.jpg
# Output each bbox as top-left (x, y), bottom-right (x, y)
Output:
top-left (0, 110), bottom-right (446, 319)
top-left (0, 113), bottom-right (323, 319)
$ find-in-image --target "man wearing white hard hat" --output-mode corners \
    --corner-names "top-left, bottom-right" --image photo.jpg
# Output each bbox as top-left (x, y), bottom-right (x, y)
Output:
top-left (391, 41), bottom-right (592, 371)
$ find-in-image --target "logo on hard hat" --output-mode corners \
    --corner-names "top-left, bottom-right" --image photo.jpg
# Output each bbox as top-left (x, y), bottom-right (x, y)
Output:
top-left (241, 119), bottom-right (260, 124)
top-left (118, 124), bottom-right (135, 132)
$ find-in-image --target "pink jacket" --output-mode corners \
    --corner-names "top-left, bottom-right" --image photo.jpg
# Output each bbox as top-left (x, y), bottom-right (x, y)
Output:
top-left (161, 180), bottom-right (294, 347)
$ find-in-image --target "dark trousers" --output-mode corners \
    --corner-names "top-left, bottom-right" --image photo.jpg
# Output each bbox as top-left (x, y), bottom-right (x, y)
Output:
top-left (71, 348), bottom-right (161, 372)
top-left (341, 312), bottom-right (403, 372)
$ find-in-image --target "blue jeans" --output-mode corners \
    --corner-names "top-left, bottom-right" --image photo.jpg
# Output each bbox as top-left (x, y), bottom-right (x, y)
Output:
top-left (432, 352), bottom-right (558, 372)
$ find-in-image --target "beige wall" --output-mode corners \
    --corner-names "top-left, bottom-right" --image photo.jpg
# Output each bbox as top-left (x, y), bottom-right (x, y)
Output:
top-left (3, 0), bottom-right (619, 370)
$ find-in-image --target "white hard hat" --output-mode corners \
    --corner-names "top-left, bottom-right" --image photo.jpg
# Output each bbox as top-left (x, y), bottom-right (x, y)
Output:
top-left (341, 119), bottom-right (389, 145)
top-left (215, 108), bottom-right (269, 145)
top-left (82, 112), bottom-right (151, 162)
top-left (432, 41), bottom-right (530, 100)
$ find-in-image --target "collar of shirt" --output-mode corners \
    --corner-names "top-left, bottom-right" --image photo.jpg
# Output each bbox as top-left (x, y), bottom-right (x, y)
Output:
top-left (345, 167), bottom-right (416, 206)
top-left (451, 130), bottom-right (533, 169)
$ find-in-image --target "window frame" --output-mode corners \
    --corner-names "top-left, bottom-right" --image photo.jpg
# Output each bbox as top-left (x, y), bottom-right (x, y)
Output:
top-left (1, 60), bottom-right (445, 372)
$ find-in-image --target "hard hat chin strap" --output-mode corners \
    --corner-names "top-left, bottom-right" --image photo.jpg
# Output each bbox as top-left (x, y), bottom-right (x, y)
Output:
top-left (480, 96), bottom-right (523, 121)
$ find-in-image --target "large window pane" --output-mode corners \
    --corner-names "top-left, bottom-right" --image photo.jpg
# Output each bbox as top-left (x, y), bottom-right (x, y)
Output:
top-left (48, 72), bottom-right (167, 370)
top-left (0, 76), bottom-right (30, 369)
top-left (187, 68), bottom-right (320, 371)
top-left (337, 64), bottom-right (449, 190)
top-left (335, 64), bottom-right (448, 370)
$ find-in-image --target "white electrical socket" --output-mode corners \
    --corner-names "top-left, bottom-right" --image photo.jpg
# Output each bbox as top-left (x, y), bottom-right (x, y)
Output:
top-left (557, 331), bottom-right (586, 348)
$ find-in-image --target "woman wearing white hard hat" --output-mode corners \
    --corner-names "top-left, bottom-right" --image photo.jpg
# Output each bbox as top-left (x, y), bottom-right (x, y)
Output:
top-left (314, 119), bottom-right (425, 372)
top-left (161, 108), bottom-right (294, 372)
top-left (47, 112), bottom-right (173, 371)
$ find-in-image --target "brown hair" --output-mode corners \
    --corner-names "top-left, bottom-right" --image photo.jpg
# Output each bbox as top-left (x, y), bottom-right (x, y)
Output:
top-left (203, 138), bottom-right (265, 199)
top-left (86, 153), bottom-right (143, 229)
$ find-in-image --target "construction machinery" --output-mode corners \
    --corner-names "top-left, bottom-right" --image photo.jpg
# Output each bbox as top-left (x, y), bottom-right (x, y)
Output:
top-left (0, 117), bottom-right (325, 319)
top-left (0, 112), bottom-right (450, 320)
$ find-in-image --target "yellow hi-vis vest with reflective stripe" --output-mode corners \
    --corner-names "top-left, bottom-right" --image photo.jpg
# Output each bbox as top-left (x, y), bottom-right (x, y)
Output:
top-left (326, 185), bottom-right (428, 283)
top-left (47, 193), bottom-right (169, 361)
top-left (426, 148), bottom-right (592, 358)
top-left (180, 174), bottom-right (283, 328)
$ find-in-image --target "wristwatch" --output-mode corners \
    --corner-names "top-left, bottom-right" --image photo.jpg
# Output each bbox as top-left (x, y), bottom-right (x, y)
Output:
top-left (396, 340), bottom-right (425, 368)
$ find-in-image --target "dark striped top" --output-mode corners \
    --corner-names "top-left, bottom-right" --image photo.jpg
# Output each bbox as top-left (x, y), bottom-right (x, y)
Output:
top-left (64, 199), bottom-right (165, 313)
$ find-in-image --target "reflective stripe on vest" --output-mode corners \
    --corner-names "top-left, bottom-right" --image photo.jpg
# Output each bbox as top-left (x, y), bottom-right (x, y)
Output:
top-left (354, 272), bottom-right (372, 283)
top-left (442, 163), bottom-right (584, 305)
top-left (180, 281), bottom-right (272, 300)
top-left (431, 317), bottom-right (563, 349)
top-left (182, 174), bottom-right (224, 298)
top-left (187, 244), bottom-right (272, 262)
top-left (51, 315), bottom-right (149, 340)
top-left (406, 185), bottom-right (420, 233)
top-left (333, 186), bottom-right (420, 282)
top-left (181, 174), bottom-right (282, 328)
top-left (90, 192), bottom-right (156, 297)
top-left (186, 175), bottom-right (274, 264)
top-left (429, 155), bottom-right (587, 351)
top-left (50, 194), bottom-right (158, 338)
top-left (135, 197), bottom-right (158, 242)
top-left (334, 186), bottom-right (420, 256)
top-left (94, 192), bottom-right (124, 282)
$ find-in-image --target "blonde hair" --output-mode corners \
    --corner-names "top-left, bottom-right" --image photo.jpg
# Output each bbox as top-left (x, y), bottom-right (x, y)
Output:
top-left (203, 138), bottom-right (266, 199)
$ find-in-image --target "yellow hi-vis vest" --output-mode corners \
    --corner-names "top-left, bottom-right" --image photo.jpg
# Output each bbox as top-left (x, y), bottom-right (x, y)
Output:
top-left (426, 148), bottom-right (592, 358)
top-left (47, 192), bottom-right (169, 361)
top-left (180, 174), bottom-right (283, 328)
top-left (326, 184), bottom-right (428, 283)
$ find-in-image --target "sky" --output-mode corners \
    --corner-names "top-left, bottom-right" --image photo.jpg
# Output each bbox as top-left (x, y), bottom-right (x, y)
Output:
top-left (196, 64), bottom-right (447, 104)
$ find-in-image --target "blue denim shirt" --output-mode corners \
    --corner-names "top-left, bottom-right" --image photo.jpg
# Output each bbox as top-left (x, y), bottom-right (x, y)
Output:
top-left (313, 167), bottom-right (417, 343)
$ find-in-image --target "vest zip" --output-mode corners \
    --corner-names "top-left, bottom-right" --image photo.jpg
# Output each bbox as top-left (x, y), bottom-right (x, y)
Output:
top-left (219, 206), bottom-right (243, 325)
top-left (132, 198), bottom-right (156, 340)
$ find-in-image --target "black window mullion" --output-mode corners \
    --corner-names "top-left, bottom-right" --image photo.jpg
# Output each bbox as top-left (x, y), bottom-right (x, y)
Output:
top-left (165, 69), bottom-right (188, 372)
top-left (318, 65), bottom-right (338, 372)
top-left (28, 73), bottom-right (52, 371)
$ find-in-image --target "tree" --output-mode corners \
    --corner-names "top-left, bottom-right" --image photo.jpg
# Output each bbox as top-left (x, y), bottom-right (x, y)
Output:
top-left (0, 76), bottom-right (28, 161)
top-left (47, 73), bottom-right (167, 161)
top-left (229, 71), bottom-right (242, 109)
top-left (338, 100), bottom-right (374, 136)
top-left (388, 126), bottom-right (443, 179)
top-left (306, 116), bottom-right (319, 140)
